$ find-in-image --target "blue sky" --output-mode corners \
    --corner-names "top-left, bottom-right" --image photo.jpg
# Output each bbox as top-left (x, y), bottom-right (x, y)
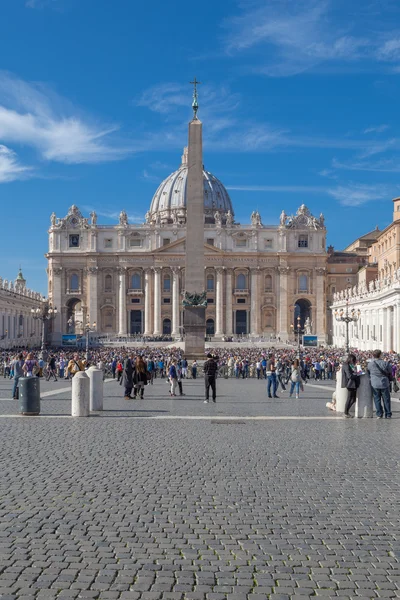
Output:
top-left (1, 0), bottom-right (400, 294)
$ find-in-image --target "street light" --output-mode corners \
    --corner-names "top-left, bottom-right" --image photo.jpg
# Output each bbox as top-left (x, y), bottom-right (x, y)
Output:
top-left (84, 321), bottom-right (97, 363)
top-left (290, 315), bottom-right (302, 358)
top-left (334, 301), bottom-right (360, 354)
top-left (31, 302), bottom-right (58, 357)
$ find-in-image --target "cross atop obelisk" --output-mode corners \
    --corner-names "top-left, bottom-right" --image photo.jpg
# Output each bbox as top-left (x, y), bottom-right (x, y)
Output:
top-left (183, 78), bottom-right (206, 358)
top-left (190, 77), bottom-right (201, 120)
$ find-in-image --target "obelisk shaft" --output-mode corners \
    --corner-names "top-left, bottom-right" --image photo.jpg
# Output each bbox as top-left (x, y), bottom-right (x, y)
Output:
top-left (185, 119), bottom-right (204, 292)
top-left (184, 118), bottom-right (206, 358)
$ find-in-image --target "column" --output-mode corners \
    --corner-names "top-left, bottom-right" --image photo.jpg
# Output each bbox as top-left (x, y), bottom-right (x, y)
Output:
top-left (278, 266), bottom-right (289, 340)
top-left (172, 267), bottom-right (180, 337)
top-left (386, 307), bottom-right (392, 352)
top-left (215, 267), bottom-right (224, 337)
top-left (144, 269), bottom-right (152, 336)
top-left (250, 268), bottom-right (260, 336)
top-left (153, 267), bottom-right (162, 335)
top-left (51, 267), bottom-right (63, 343)
top-left (315, 267), bottom-right (326, 343)
top-left (225, 269), bottom-right (233, 336)
top-left (87, 266), bottom-right (98, 328)
top-left (118, 267), bottom-right (127, 335)
top-left (396, 302), bottom-right (400, 353)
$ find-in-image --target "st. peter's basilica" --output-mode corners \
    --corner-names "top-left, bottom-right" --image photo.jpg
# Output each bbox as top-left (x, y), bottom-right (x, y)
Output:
top-left (46, 146), bottom-right (328, 345)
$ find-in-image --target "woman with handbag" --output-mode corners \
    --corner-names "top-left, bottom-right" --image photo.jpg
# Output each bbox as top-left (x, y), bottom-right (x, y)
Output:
top-left (133, 356), bottom-right (148, 400)
top-left (341, 354), bottom-right (360, 418)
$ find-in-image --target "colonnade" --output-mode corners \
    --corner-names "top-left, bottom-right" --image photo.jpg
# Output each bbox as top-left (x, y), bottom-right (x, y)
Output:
top-left (332, 302), bottom-right (400, 352)
top-left (0, 305), bottom-right (42, 348)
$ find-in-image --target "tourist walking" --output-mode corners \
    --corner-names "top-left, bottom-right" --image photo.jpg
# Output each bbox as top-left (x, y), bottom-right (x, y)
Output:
top-left (367, 350), bottom-right (392, 419)
top-left (66, 353), bottom-right (85, 378)
top-left (289, 359), bottom-right (302, 399)
top-left (169, 360), bottom-right (178, 397)
top-left (122, 354), bottom-right (134, 400)
top-left (23, 353), bottom-right (38, 377)
top-left (191, 360), bottom-right (198, 379)
top-left (133, 356), bottom-right (148, 399)
top-left (266, 355), bottom-right (279, 398)
top-left (204, 353), bottom-right (218, 404)
top-left (11, 353), bottom-right (25, 399)
top-left (341, 353), bottom-right (360, 418)
top-left (46, 354), bottom-right (58, 381)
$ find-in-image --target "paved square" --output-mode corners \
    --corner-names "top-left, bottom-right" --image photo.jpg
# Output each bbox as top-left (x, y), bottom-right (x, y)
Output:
top-left (0, 376), bottom-right (399, 600)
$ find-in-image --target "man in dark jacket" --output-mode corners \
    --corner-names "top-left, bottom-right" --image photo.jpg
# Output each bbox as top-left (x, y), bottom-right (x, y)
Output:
top-left (367, 349), bottom-right (392, 419)
top-left (204, 354), bottom-right (218, 404)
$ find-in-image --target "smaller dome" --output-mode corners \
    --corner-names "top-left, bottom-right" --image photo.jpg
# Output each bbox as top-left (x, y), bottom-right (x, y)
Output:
top-left (147, 148), bottom-right (234, 225)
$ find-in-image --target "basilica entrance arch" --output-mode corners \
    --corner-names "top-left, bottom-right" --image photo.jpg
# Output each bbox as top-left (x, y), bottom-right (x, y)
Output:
top-left (294, 299), bottom-right (312, 332)
top-left (66, 298), bottom-right (83, 334)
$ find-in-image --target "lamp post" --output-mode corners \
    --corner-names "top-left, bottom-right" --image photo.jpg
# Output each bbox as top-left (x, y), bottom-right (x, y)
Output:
top-left (84, 321), bottom-right (97, 363)
top-left (290, 315), bottom-right (302, 358)
top-left (334, 301), bottom-right (360, 354)
top-left (31, 302), bottom-right (57, 358)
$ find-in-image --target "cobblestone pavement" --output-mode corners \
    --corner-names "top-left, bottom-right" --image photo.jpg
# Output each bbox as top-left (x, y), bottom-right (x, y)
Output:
top-left (0, 377), bottom-right (400, 600)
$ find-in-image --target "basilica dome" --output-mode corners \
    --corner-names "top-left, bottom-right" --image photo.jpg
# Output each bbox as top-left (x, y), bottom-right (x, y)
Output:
top-left (147, 148), bottom-right (234, 225)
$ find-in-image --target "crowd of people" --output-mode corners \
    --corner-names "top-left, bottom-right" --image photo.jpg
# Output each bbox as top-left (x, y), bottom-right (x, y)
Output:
top-left (1, 345), bottom-right (399, 415)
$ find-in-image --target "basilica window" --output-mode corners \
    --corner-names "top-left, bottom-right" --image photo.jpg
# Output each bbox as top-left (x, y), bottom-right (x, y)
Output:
top-left (265, 274), bottom-right (273, 291)
top-left (235, 238), bottom-right (247, 248)
top-left (298, 274), bottom-right (308, 293)
top-left (104, 239), bottom-right (113, 249)
top-left (129, 238), bottom-right (142, 247)
top-left (236, 273), bottom-right (247, 290)
top-left (131, 273), bottom-right (141, 290)
top-left (206, 238), bottom-right (214, 246)
top-left (163, 275), bottom-right (171, 292)
top-left (105, 274), bottom-right (112, 292)
top-left (105, 311), bottom-right (113, 329)
top-left (69, 234), bottom-right (80, 248)
top-left (163, 238), bottom-right (171, 246)
top-left (70, 274), bottom-right (79, 292)
top-left (264, 239), bottom-right (273, 249)
top-left (207, 275), bottom-right (215, 292)
top-left (298, 235), bottom-right (308, 248)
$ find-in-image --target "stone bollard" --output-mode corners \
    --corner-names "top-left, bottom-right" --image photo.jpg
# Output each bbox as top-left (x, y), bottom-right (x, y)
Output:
top-left (71, 371), bottom-right (90, 417)
top-left (355, 374), bottom-right (373, 418)
top-left (87, 366), bottom-right (104, 411)
top-left (335, 365), bottom-right (348, 414)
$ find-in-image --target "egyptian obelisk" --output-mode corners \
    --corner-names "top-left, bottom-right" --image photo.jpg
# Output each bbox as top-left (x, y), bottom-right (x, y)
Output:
top-left (183, 78), bottom-right (206, 358)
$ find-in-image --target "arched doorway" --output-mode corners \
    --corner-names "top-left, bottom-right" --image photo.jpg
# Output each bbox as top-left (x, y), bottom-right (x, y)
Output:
top-left (294, 299), bottom-right (312, 331)
top-left (206, 319), bottom-right (215, 335)
top-left (163, 318), bottom-right (171, 335)
top-left (66, 299), bottom-right (83, 334)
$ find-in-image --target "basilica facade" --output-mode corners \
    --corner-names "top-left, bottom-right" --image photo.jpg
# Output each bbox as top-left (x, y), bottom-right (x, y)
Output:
top-left (46, 148), bottom-right (328, 345)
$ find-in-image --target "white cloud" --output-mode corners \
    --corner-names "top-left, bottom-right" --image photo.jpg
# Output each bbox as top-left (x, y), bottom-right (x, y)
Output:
top-left (0, 72), bottom-right (131, 164)
top-left (332, 156), bottom-right (400, 173)
top-left (363, 124), bottom-right (389, 134)
top-left (26, 0), bottom-right (62, 9)
top-left (81, 205), bottom-right (144, 223)
top-left (326, 183), bottom-right (395, 206)
top-left (0, 145), bottom-right (32, 183)
top-left (226, 184), bottom-right (327, 193)
top-left (222, 0), bottom-right (400, 76)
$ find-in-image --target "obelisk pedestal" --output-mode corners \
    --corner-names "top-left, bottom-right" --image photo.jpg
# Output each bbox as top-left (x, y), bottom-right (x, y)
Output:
top-left (183, 114), bottom-right (206, 359)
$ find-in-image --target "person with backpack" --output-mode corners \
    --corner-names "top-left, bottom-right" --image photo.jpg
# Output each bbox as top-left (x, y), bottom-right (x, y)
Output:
top-left (66, 353), bottom-right (85, 378)
top-left (367, 349), bottom-right (392, 419)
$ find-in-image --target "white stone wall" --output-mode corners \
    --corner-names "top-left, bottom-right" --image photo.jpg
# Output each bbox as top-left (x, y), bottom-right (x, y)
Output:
top-left (0, 280), bottom-right (44, 349)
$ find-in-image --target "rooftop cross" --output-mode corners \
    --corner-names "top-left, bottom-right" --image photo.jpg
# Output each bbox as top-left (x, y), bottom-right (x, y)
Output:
top-left (190, 77), bottom-right (201, 120)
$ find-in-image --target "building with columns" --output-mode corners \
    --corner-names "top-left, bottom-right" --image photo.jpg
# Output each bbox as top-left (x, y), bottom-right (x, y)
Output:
top-left (0, 270), bottom-right (45, 349)
top-left (46, 148), bottom-right (328, 345)
top-left (332, 197), bottom-right (400, 352)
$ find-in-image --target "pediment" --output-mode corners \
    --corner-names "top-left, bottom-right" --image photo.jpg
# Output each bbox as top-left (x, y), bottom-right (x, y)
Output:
top-left (154, 237), bottom-right (224, 254)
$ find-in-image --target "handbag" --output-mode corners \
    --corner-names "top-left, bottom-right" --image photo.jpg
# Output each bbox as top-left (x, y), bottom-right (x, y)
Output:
top-left (393, 380), bottom-right (399, 393)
